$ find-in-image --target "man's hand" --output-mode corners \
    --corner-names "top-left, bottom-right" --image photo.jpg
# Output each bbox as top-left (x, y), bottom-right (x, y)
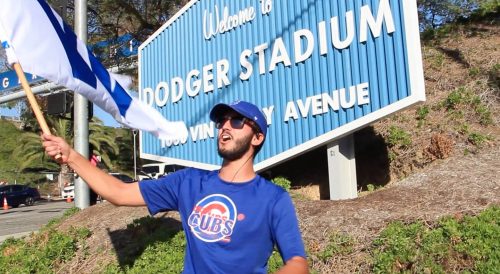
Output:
top-left (42, 134), bottom-right (72, 164)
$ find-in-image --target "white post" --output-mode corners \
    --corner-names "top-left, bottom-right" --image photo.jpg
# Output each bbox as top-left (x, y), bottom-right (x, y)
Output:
top-left (327, 135), bottom-right (358, 200)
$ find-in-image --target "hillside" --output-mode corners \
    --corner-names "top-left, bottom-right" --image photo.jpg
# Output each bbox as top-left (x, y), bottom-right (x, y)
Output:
top-left (0, 119), bottom-right (47, 184)
top-left (3, 21), bottom-right (499, 273)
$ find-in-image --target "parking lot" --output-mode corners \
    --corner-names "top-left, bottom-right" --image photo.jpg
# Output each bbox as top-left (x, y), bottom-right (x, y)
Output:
top-left (0, 199), bottom-right (74, 243)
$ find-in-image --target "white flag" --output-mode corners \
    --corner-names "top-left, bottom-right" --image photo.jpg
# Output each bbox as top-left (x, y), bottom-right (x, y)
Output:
top-left (0, 0), bottom-right (188, 142)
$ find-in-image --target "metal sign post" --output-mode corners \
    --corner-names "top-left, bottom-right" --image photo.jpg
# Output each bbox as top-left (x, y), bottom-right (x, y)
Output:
top-left (327, 135), bottom-right (357, 200)
top-left (73, 0), bottom-right (90, 209)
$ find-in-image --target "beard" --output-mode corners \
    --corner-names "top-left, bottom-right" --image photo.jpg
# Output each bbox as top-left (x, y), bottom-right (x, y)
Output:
top-left (217, 132), bottom-right (253, 161)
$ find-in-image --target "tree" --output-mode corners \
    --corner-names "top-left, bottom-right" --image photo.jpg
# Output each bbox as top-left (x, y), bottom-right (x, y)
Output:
top-left (89, 118), bottom-right (120, 170)
top-left (0, 47), bottom-right (7, 72)
top-left (13, 115), bottom-right (122, 192)
top-left (417, 0), bottom-right (481, 30)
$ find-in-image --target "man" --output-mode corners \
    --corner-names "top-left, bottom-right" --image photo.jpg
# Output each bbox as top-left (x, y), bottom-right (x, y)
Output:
top-left (43, 100), bottom-right (308, 273)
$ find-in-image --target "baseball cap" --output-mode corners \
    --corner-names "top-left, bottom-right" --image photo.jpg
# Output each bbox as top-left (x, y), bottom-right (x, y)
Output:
top-left (210, 100), bottom-right (268, 137)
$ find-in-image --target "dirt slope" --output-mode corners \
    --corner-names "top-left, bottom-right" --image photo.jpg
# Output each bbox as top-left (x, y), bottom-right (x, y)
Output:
top-left (54, 144), bottom-right (499, 273)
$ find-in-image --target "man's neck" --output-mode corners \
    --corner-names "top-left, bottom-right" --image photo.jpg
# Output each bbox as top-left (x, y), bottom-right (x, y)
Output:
top-left (219, 154), bottom-right (256, 183)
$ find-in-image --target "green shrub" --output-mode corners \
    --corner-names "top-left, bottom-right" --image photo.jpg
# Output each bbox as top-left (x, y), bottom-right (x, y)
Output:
top-left (387, 126), bottom-right (412, 148)
top-left (272, 176), bottom-right (292, 191)
top-left (416, 105), bottom-right (430, 127)
top-left (0, 227), bottom-right (91, 273)
top-left (371, 206), bottom-right (500, 273)
top-left (468, 67), bottom-right (480, 77)
top-left (444, 88), bottom-right (466, 110)
top-left (317, 233), bottom-right (355, 262)
top-left (267, 249), bottom-right (284, 273)
top-left (476, 105), bottom-right (493, 125)
top-left (468, 132), bottom-right (490, 147)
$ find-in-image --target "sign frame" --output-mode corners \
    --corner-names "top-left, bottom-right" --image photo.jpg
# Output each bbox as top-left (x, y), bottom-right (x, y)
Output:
top-left (138, 0), bottom-right (425, 171)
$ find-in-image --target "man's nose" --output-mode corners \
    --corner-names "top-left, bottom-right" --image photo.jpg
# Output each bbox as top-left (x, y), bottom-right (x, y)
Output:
top-left (220, 119), bottom-right (232, 130)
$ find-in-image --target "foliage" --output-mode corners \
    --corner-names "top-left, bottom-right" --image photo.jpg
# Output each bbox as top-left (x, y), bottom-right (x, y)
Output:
top-left (0, 227), bottom-right (91, 273)
top-left (387, 126), bottom-right (412, 148)
top-left (371, 206), bottom-right (500, 273)
top-left (441, 87), bottom-right (493, 125)
top-left (316, 233), bottom-right (355, 262)
top-left (267, 249), bottom-right (284, 273)
top-left (103, 216), bottom-right (186, 273)
top-left (89, 119), bottom-right (120, 170)
top-left (416, 105), bottom-right (430, 127)
top-left (0, 119), bottom-right (46, 184)
top-left (418, 0), bottom-right (480, 30)
top-left (272, 176), bottom-right (292, 191)
top-left (468, 132), bottom-right (491, 147)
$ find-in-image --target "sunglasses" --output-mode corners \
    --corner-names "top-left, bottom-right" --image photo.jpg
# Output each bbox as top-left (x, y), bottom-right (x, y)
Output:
top-left (215, 116), bottom-right (260, 133)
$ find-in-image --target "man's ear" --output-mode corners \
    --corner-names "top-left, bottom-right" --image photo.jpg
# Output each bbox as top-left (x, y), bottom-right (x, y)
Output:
top-left (252, 133), bottom-right (265, 146)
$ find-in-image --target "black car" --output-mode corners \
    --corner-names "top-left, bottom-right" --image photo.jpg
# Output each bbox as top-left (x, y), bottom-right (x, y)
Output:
top-left (0, 184), bottom-right (41, 208)
top-left (109, 173), bottom-right (136, 183)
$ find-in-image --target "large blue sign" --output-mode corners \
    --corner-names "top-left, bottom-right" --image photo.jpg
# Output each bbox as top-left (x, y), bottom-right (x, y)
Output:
top-left (0, 70), bottom-right (43, 93)
top-left (138, 0), bottom-right (425, 170)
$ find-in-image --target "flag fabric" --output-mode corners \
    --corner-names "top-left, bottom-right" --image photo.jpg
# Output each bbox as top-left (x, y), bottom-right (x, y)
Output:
top-left (0, 23), bottom-right (17, 65)
top-left (0, 0), bottom-right (187, 142)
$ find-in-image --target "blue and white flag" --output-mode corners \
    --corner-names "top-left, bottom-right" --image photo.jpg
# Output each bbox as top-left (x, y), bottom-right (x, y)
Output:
top-left (0, 0), bottom-right (187, 142)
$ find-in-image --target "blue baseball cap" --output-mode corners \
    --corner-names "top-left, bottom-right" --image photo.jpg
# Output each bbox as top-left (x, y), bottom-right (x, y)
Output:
top-left (210, 100), bottom-right (268, 137)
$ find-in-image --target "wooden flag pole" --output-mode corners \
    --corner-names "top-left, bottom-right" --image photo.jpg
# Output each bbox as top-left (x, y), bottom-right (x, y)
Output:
top-left (12, 63), bottom-right (51, 135)
top-left (12, 63), bottom-right (61, 160)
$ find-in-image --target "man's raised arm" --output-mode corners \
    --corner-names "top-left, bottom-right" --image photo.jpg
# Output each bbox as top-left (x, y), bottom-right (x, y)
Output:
top-left (42, 134), bottom-right (145, 206)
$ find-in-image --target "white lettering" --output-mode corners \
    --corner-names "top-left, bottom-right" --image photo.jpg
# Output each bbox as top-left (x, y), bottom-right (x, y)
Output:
top-left (2, 77), bottom-right (9, 88)
top-left (360, 0), bottom-right (395, 43)
top-left (284, 101), bottom-right (299, 122)
top-left (318, 21), bottom-right (328, 55)
top-left (142, 87), bottom-right (154, 107)
top-left (190, 122), bottom-right (215, 142)
top-left (284, 83), bottom-right (371, 121)
top-left (154, 82), bottom-right (169, 107)
top-left (294, 29), bottom-right (315, 64)
top-left (254, 43), bottom-right (268, 75)
top-left (357, 82), bottom-right (370, 105)
top-left (216, 59), bottom-right (230, 88)
top-left (239, 49), bottom-right (253, 81)
top-left (203, 63), bottom-right (215, 93)
top-left (296, 98), bottom-right (311, 118)
top-left (331, 10), bottom-right (355, 49)
top-left (171, 77), bottom-right (184, 103)
top-left (203, 5), bottom-right (256, 40)
top-left (339, 86), bottom-right (356, 109)
top-left (186, 69), bottom-right (201, 97)
top-left (262, 105), bottom-right (274, 125)
top-left (310, 94), bottom-right (323, 116)
top-left (270, 38), bottom-right (291, 72)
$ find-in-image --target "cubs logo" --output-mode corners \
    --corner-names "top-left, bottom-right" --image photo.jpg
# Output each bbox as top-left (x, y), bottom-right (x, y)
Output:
top-left (187, 194), bottom-right (237, 242)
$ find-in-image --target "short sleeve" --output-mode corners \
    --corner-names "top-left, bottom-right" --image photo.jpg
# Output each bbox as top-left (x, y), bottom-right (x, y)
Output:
top-left (139, 169), bottom-right (187, 215)
top-left (271, 192), bottom-right (306, 262)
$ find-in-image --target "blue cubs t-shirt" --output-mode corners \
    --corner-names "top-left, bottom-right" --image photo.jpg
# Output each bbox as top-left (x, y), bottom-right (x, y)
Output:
top-left (139, 168), bottom-right (306, 274)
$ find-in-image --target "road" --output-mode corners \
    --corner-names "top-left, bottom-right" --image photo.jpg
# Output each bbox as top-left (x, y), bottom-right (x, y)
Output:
top-left (0, 199), bottom-right (74, 243)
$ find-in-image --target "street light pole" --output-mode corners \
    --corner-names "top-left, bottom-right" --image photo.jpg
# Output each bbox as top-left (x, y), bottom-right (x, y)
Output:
top-left (133, 130), bottom-right (137, 180)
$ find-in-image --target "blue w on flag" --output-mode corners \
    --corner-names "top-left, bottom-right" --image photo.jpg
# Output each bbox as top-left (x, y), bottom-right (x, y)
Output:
top-left (0, 0), bottom-right (187, 142)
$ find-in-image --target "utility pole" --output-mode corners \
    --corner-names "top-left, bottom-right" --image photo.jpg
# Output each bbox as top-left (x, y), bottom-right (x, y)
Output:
top-left (73, 0), bottom-right (90, 209)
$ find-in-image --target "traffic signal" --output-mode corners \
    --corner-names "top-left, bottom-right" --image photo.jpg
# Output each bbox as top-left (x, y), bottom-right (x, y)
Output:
top-left (46, 92), bottom-right (71, 115)
top-left (46, 92), bottom-right (93, 120)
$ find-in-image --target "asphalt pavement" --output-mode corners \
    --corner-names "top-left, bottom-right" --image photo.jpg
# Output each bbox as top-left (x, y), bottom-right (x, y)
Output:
top-left (0, 199), bottom-right (74, 243)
